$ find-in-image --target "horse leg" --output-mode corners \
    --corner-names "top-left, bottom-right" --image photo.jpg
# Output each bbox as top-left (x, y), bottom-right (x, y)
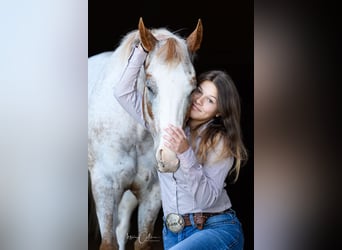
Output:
top-left (90, 170), bottom-right (123, 250)
top-left (134, 183), bottom-right (161, 250)
top-left (116, 190), bottom-right (139, 250)
top-left (88, 172), bottom-right (101, 247)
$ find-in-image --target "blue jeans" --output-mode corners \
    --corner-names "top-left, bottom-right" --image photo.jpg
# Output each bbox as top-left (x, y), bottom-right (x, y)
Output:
top-left (163, 209), bottom-right (244, 250)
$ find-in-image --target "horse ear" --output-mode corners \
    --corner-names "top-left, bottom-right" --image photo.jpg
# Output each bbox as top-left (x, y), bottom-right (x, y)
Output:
top-left (138, 17), bottom-right (157, 52)
top-left (186, 19), bottom-right (203, 52)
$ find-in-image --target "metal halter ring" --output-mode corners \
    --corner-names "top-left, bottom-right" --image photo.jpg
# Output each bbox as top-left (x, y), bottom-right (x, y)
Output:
top-left (165, 213), bottom-right (185, 233)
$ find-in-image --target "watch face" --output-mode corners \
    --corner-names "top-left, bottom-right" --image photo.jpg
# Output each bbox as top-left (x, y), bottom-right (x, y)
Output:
top-left (165, 213), bottom-right (185, 233)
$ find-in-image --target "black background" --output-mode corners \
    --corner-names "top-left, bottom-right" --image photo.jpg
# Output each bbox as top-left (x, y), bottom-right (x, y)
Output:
top-left (88, 0), bottom-right (254, 249)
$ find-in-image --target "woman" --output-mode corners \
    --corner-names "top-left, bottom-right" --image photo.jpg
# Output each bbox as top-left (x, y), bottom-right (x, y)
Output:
top-left (114, 43), bottom-right (248, 250)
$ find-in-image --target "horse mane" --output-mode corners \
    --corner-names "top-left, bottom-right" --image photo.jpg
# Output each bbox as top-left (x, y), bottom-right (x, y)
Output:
top-left (117, 30), bottom-right (140, 60)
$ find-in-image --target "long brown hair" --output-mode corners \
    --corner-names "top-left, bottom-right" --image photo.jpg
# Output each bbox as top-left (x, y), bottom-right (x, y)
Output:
top-left (191, 70), bottom-right (248, 183)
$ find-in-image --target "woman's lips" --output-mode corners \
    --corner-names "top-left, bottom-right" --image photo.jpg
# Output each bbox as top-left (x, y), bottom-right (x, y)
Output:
top-left (191, 104), bottom-right (201, 112)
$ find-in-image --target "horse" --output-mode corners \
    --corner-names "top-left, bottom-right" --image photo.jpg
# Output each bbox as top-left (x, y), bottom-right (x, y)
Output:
top-left (88, 17), bottom-right (203, 250)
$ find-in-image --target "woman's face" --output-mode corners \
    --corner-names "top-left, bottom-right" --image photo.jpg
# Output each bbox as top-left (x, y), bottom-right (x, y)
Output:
top-left (190, 80), bottom-right (219, 123)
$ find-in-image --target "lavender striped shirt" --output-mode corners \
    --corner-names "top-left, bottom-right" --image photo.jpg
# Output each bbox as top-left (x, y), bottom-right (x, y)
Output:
top-left (114, 47), bottom-right (233, 216)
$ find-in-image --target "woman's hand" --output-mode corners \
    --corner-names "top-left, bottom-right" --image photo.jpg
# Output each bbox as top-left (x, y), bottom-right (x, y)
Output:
top-left (163, 124), bottom-right (190, 154)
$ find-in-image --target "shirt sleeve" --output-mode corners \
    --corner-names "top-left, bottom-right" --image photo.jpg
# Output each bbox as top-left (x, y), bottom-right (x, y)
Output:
top-left (113, 46), bottom-right (148, 128)
top-left (175, 139), bottom-right (234, 209)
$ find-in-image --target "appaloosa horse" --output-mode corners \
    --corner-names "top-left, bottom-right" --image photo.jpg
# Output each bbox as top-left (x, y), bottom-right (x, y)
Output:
top-left (88, 18), bottom-right (203, 250)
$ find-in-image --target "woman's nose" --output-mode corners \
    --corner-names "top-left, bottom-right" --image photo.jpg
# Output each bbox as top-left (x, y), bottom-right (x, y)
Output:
top-left (195, 96), bottom-right (203, 105)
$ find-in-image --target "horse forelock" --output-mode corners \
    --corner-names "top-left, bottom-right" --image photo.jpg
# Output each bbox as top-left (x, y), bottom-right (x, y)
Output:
top-left (118, 28), bottom-right (191, 67)
top-left (156, 38), bottom-right (187, 65)
top-left (149, 29), bottom-right (190, 66)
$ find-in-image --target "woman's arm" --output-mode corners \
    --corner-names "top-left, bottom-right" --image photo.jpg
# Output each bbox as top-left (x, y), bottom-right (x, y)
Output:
top-left (176, 145), bottom-right (233, 208)
top-left (164, 125), bottom-right (233, 209)
top-left (113, 44), bottom-right (148, 127)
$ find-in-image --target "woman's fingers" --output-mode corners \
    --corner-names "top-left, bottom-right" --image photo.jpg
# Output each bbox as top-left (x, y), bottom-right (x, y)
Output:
top-left (163, 125), bottom-right (189, 154)
top-left (167, 124), bottom-right (186, 139)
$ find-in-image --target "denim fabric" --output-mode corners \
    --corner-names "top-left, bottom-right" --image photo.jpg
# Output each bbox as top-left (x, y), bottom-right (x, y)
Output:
top-left (163, 209), bottom-right (244, 250)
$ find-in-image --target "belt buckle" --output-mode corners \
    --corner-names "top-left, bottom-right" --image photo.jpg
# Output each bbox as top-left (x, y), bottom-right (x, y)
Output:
top-left (165, 213), bottom-right (185, 233)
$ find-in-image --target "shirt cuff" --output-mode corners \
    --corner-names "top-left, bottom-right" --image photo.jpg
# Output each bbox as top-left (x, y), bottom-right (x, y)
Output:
top-left (129, 46), bottom-right (148, 67)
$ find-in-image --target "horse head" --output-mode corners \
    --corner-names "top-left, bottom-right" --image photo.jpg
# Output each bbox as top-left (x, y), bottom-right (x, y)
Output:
top-left (138, 18), bottom-right (203, 172)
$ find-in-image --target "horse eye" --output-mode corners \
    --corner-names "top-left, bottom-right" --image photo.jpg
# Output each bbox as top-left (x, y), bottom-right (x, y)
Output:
top-left (146, 80), bottom-right (156, 95)
top-left (147, 85), bottom-right (155, 94)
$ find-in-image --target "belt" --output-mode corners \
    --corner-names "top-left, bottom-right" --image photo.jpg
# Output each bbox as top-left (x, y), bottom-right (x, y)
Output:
top-left (165, 209), bottom-right (232, 233)
top-left (182, 208), bottom-right (232, 230)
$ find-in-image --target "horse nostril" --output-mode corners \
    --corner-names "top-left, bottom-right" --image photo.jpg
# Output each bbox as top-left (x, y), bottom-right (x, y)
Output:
top-left (159, 149), bottom-right (163, 161)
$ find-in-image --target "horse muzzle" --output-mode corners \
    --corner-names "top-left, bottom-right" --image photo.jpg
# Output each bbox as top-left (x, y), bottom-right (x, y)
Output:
top-left (156, 148), bottom-right (180, 172)
top-left (157, 159), bottom-right (180, 172)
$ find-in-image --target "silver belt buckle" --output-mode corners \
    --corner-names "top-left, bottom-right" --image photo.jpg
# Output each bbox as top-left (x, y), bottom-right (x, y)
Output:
top-left (165, 213), bottom-right (185, 233)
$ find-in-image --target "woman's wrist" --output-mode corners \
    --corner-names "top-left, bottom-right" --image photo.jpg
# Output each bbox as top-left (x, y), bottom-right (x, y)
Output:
top-left (137, 43), bottom-right (148, 53)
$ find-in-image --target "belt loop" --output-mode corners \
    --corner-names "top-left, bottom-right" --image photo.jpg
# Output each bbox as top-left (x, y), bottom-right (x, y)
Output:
top-left (190, 213), bottom-right (196, 227)
top-left (194, 213), bottom-right (207, 230)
